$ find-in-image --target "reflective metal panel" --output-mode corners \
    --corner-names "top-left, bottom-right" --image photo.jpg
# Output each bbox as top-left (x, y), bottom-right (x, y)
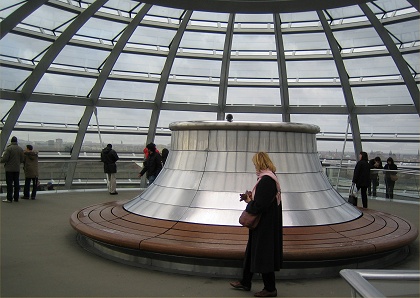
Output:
top-left (124, 121), bottom-right (362, 227)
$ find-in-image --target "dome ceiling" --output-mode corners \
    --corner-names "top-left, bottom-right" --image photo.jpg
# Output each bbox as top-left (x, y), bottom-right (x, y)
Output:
top-left (0, 0), bottom-right (418, 188)
top-left (140, 0), bottom-right (372, 13)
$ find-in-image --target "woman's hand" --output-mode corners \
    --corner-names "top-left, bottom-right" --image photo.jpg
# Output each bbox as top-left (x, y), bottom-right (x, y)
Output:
top-left (239, 191), bottom-right (252, 203)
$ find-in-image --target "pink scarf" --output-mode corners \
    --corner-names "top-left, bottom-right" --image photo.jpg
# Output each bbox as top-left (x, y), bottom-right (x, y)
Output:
top-left (251, 169), bottom-right (281, 205)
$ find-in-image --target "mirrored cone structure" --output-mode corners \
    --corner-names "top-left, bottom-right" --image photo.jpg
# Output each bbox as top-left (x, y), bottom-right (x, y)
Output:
top-left (70, 121), bottom-right (418, 278)
top-left (125, 121), bottom-right (361, 226)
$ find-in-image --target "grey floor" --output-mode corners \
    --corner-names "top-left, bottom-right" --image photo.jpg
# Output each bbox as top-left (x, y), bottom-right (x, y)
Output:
top-left (1, 189), bottom-right (418, 298)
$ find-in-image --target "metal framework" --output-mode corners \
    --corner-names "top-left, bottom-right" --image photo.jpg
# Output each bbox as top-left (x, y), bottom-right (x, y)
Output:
top-left (0, 0), bottom-right (419, 188)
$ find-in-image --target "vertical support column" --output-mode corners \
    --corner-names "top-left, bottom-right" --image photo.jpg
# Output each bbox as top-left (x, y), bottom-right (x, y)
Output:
top-left (274, 13), bottom-right (290, 122)
top-left (217, 13), bottom-right (235, 120)
top-left (317, 10), bottom-right (362, 159)
top-left (65, 3), bottom-right (151, 188)
top-left (360, 3), bottom-right (419, 115)
top-left (146, 11), bottom-right (193, 145)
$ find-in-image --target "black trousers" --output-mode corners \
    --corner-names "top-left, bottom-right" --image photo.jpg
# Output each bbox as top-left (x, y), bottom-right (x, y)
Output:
top-left (241, 243), bottom-right (276, 292)
top-left (24, 177), bottom-right (38, 198)
top-left (358, 186), bottom-right (368, 208)
top-left (5, 171), bottom-right (20, 201)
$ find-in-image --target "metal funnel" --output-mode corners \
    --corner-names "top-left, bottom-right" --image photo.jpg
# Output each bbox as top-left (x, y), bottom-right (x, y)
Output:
top-left (124, 121), bottom-right (361, 227)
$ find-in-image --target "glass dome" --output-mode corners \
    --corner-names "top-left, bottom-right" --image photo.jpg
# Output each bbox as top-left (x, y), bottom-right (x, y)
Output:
top-left (0, 0), bottom-right (419, 188)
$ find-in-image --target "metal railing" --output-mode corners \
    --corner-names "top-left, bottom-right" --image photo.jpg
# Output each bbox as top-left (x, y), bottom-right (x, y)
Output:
top-left (340, 269), bottom-right (420, 298)
top-left (0, 159), bottom-right (419, 201)
top-left (325, 166), bottom-right (420, 201)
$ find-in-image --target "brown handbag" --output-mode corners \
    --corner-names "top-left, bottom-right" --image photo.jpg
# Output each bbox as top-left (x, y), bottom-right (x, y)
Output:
top-left (239, 210), bottom-right (261, 229)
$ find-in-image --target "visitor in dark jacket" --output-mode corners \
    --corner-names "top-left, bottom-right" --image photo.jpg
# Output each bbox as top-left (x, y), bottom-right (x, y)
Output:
top-left (352, 151), bottom-right (371, 208)
top-left (1, 136), bottom-right (24, 203)
top-left (368, 156), bottom-right (382, 197)
top-left (22, 144), bottom-right (39, 200)
top-left (139, 142), bottom-right (162, 185)
top-left (101, 144), bottom-right (119, 195)
top-left (384, 157), bottom-right (398, 199)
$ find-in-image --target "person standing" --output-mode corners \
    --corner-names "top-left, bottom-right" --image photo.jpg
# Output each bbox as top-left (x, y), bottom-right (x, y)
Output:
top-left (22, 144), bottom-right (39, 200)
top-left (1, 136), bottom-right (24, 203)
top-left (368, 156), bottom-right (382, 197)
top-left (101, 144), bottom-right (119, 195)
top-left (384, 157), bottom-right (398, 199)
top-left (352, 151), bottom-right (371, 208)
top-left (139, 143), bottom-right (162, 185)
top-left (161, 148), bottom-right (169, 166)
top-left (230, 152), bottom-right (282, 297)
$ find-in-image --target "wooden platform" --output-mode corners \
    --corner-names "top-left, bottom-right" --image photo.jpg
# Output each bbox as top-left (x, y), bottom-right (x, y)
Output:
top-left (70, 199), bottom-right (418, 266)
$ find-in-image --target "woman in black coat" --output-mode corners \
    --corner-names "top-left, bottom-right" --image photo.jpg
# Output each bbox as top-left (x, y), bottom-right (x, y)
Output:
top-left (230, 152), bottom-right (282, 297)
top-left (352, 151), bottom-right (371, 208)
top-left (384, 157), bottom-right (398, 199)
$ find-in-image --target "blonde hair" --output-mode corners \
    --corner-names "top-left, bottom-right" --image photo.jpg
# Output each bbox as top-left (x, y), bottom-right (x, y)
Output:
top-left (252, 152), bottom-right (276, 172)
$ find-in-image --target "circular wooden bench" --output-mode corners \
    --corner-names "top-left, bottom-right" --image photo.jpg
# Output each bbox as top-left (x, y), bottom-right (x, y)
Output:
top-left (70, 200), bottom-right (418, 277)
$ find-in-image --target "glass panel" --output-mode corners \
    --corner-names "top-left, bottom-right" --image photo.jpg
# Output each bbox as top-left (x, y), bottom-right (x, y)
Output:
top-left (226, 87), bottom-right (281, 105)
top-left (0, 100), bottom-right (14, 118)
top-left (53, 45), bottom-right (110, 70)
top-left (291, 114), bottom-right (349, 133)
top-left (0, 34), bottom-right (50, 60)
top-left (80, 133), bottom-right (147, 154)
top-left (352, 85), bottom-right (412, 105)
top-left (317, 140), bottom-right (355, 158)
top-left (385, 20), bottom-right (419, 45)
top-left (369, 0), bottom-right (413, 13)
top-left (34, 73), bottom-right (96, 96)
top-left (171, 58), bottom-right (222, 78)
top-left (18, 102), bottom-right (84, 125)
top-left (164, 84), bottom-right (219, 104)
top-left (154, 135), bottom-right (171, 150)
top-left (280, 11), bottom-right (319, 25)
top-left (362, 141), bottom-right (418, 157)
top-left (403, 53), bottom-right (420, 74)
top-left (224, 113), bottom-right (282, 122)
top-left (191, 11), bottom-right (229, 22)
top-left (21, 5), bottom-right (75, 31)
top-left (286, 60), bottom-right (338, 79)
top-left (128, 25), bottom-right (177, 48)
top-left (8, 130), bottom-right (76, 152)
top-left (0, 68), bottom-right (30, 90)
top-left (283, 33), bottom-right (330, 53)
top-left (229, 61), bottom-right (279, 79)
top-left (325, 5), bottom-right (365, 22)
top-left (333, 27), bottom-right (383, 50)
top-left (91, 107), bottom-right (152, 128)
top-left (77, 18), bottom-right (127, 43)
top-left (179, 31), bottom-right (225, 52)
top-left (101, 80), bottom-right (158, 100)
top-left (231, 34), bottom-right (276, 52)
top-left (158, 110), bottom-right (216, 128)
top-left (0, 1), bottom-right (24, 18)
top-left (147, 5), bottom-right (184, 19)
top-left (235, 14), bottom-right (273, 23)
top-left (358, 114), bottom-right (420, 134)
top-left (343, 56), bottom-right (399, 78)
top-left (114, 53), bottom-right (166, 75)
top-left (289, 87), bottom-right (345, 106)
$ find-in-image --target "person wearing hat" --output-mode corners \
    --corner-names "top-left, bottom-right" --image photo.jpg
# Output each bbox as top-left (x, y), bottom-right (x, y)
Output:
top-left (138, 142), bottom-right (162, 186)
top-left (101, 144), bottom-right (119, 195)
top-left (1, 136), bottom-right (24, 202)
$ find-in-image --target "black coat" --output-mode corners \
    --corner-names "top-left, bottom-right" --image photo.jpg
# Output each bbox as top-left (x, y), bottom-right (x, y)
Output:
top-left (352, 159), bottom-right (371, 188)
top-left (245, 175), bottom-right (283, 273)
top-left (140, 151), bottom-right (162, 178)
top-left (101, 147), bottom-right (119, 173)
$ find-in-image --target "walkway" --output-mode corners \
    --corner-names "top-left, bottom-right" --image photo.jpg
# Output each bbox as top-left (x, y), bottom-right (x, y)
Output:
top-left (1, 189), bottom-right (418, 297)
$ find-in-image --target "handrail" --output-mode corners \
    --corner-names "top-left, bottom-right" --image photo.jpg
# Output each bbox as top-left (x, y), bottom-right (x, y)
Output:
top-left (340, 269), bottom-right (420, 298)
